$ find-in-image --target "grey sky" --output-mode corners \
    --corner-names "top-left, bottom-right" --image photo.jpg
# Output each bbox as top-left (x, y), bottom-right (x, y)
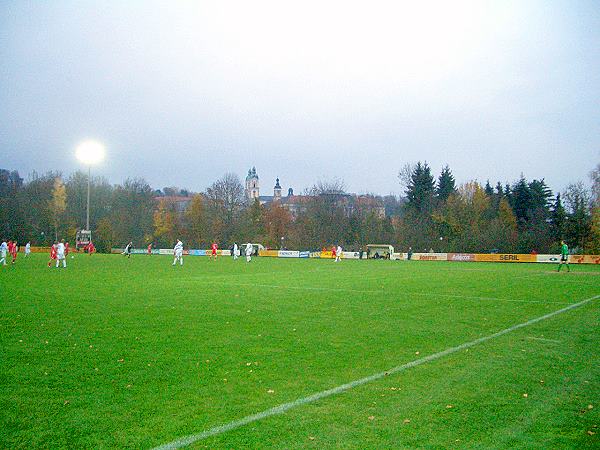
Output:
top-left (1, 0), bottom-right (599, 197)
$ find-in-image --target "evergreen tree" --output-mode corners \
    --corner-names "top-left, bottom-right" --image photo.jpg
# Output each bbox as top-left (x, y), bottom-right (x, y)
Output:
top-left (528, 179), bottom-right (553, 214)
top-left (484, 180), bottom-right (494, 197)
top-left (551, 193), bottom-right (566, 240)
top-left (406, 162), bottom-right (435, 213)
top-left (436, 165), bottom-right (456, 203)
top-left (495, 182), bottom-right (503, 197)
top-left (508, 176), bottom-right (532, 222)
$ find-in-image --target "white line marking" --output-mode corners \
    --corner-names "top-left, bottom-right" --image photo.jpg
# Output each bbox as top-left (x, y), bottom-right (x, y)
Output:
top-left (152, 294), bottom-right (599, 450)
top-left (199, 281), bottom-right (569, 305)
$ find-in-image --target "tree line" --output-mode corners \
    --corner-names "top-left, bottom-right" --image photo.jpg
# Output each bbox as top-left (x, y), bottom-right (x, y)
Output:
top-left (0, 163), bottom-right (598, 254)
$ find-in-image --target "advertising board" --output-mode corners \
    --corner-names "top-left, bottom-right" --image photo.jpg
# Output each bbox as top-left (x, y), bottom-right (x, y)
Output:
top-left (279, 250), bottom-right (300, 258)
top-left (536, 254), bottom-right (560, 263)
top-left (299, 251), bottom-right (310, 258)
top-left (570, 255), bottom-right (600, 264)
top-left (258, 250), bottom-right (279, 257)
top-left (413, 253), bottom-right (448, 261)
top-left (342, 252), bottom-right (359, 259)
top-left (474, 254), bottom-right (537, 263)
top-left (447, 253), bottom-right (476, 262)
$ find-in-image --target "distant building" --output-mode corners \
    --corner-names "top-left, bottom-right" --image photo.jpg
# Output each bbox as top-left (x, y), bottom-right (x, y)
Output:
top-left (244, 167), bottom-right (385, 218)
top-left (245, 167), bottom-right (260, 201)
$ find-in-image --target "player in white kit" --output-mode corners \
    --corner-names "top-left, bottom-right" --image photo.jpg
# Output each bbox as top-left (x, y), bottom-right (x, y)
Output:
top-left (245, 243), bottom-right (253, 262)
top-left (233, 242), bottom-right (239, 260)
top-left (172, 240), bottom-right (184, 266)
top-left (25, 242), bottom-right (31, 257)
top-left (0, 240), bottom-right (7, 266)
top-left (336, 245), bottom-right (343, 262)
top-left (56, 240), bottom-right (67, 268)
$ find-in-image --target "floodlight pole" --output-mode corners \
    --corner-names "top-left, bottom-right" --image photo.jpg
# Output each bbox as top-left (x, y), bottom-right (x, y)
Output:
top-left (86, 166), bottom-right (91, 231)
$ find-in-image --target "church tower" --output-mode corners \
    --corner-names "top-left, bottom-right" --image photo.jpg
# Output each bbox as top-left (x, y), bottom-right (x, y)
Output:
top-left (274, 177), bottom-right (282, 200)
top-left (245, 167), bottom-right (259, 200)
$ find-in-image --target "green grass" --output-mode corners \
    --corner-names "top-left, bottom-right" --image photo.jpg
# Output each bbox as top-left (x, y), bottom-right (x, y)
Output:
top-left (1, 254), bottom-right (598, 449)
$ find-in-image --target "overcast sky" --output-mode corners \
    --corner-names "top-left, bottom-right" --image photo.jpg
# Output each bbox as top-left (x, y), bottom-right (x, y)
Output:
top-left (1, 0), bottom-right (599, 197)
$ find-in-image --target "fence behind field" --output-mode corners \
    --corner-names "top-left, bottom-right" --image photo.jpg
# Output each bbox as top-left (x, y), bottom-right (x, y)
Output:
top-left (109, 248), bottom-right (600, 264)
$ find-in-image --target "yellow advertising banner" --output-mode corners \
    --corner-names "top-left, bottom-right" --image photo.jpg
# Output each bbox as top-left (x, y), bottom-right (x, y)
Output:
top-left (474, 254), bottom-right (537, 263)
top-left (258, 250), bottom-right (279, 257)
top-left (320, 251), bottom-right (334, 259)
top-left (570, 255), bottom-right (600, 264)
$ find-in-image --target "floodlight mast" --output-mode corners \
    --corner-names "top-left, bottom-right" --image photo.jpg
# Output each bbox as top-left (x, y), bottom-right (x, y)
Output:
top-left (86, 166), bottom-right (91, 231)
top-left (75, 140), bottom-right (105, 236)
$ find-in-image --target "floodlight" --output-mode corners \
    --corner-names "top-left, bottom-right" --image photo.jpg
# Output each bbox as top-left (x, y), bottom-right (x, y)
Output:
top-left (76, 140), bottom-right (105, 165)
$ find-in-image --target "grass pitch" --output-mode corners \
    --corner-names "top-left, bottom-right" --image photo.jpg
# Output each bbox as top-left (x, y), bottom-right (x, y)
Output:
top-left (1, 254), bottom-right (598, 448)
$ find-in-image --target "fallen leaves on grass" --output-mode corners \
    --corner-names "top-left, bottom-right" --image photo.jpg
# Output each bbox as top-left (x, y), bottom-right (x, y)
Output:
top-left (368, 416), bottom-right (375, 421)
top-left (523, 393), bottom-right (528, 398)
top-left (588, 431), bottom-right (596, 436)
top-left (446, 405), bottom-right (454, 409)
top-left (308, 436), bottom-right (315, 440)
top-left (267, 389), bottom-right (275, 394)
top-left (403, 419), bottom-right (411, 424)
top-left (118, 358), bottom-right (124, 363)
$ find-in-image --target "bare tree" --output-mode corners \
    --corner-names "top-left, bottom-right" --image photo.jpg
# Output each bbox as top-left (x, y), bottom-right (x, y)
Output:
top-left (205, 173), bottom-right (245, 243)
top-left (397, 162), bottom-right (416, 193)
top-left (306, 178), bottom-right (346, 196)
top-left (590, 163), bottom-right (600, 206)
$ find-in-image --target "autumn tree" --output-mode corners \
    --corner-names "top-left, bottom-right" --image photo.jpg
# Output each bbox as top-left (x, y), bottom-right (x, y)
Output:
top-left (153, 198), bottom-right (180, 247)
top-left (49, 177), bottom-right (67, 240)
top-left (184, 194), bottom-right (208, 247)
top-left (263, 203), bottom-right (292, 248)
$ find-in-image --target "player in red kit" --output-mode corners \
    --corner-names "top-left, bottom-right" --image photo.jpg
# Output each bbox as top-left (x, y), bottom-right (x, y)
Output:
top-left (48, 242), bottom-right (57, 267)
top-left (64, 242), bottom-right (70, 257)
top-left (10, 240), bottom-right (18, 264)
top-left (331, 245), bottom-right (336, 260)
top-left (147, 243), bottom-right (153, 255)
top-left (211, 242), bottom-right (218, 260)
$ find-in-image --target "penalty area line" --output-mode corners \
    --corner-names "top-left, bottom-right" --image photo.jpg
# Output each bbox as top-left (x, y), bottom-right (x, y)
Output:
top-left (152, 294), bottom-right (599, 450)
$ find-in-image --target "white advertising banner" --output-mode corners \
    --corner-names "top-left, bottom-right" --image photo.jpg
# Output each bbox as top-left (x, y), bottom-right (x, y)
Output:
top-left (278, 250), bottom-right (300, 258)
top-left (342, 251), bottom-right (360, 259)
top-left (159, 248), bottom-right (174, 255)
top-left (536, 254), bottom-right (561, 263)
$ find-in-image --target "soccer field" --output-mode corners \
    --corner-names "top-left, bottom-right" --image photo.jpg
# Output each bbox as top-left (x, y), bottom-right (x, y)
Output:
top-left (1, 254), bottom-right (598, 448)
